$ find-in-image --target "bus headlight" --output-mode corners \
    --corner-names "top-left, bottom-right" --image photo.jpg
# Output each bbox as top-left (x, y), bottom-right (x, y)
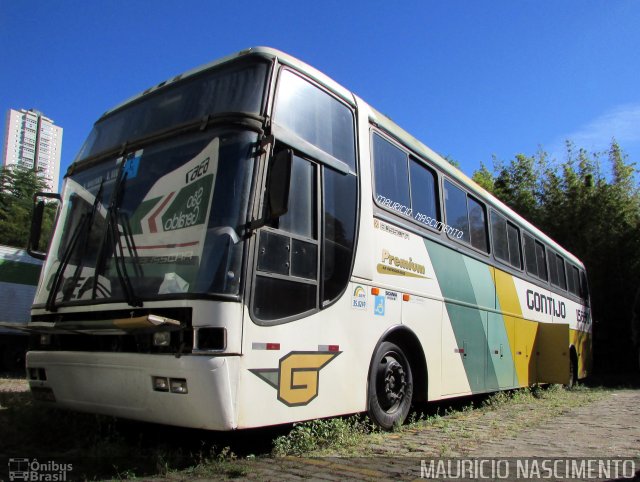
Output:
top-left (169, 378), bottom-right (188, 394)
top-left (152, 376), bottom-right (169, 392)
top-left (152, 376), bottom-right (188, 394)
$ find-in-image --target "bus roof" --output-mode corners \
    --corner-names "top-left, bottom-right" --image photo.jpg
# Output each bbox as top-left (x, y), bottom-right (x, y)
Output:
top-left (101, 47), bottom-right (355, 119)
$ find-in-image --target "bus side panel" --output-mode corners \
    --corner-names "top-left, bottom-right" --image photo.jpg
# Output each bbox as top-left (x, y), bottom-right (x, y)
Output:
top-left (401, 296), bottom-right (443, 400)
top-left (236, 291), bottom-right (382, 429)
top-left (371, 219), bottom-right (470, 397)
top-left (493, 268), bottom-right (528, 387)
top-left (487, 311), bottom-right (517, 390)
top-left (426, 240), bottom-right (513, 396)
top-left (463, 259), bottom-right (515, 391)
top-left (514, 319), bottom-right (539, 386)
top-left (537, 322), bottom-right (570, 384)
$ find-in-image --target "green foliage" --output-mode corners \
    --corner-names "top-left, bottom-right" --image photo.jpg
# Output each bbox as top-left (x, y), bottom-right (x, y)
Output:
top-left (444, 155), bottom-right (461, 169)
top-left (272, 416), bottom-right (373, 456)
top-left (471, 162), bottom-right (495, 192)
top-left (473, 139), bottom-right (640, 371)
top-left (0, 165), bottom-right (54, 248)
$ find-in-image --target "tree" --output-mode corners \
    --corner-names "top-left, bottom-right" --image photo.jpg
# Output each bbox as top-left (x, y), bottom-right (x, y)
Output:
top-left (473, 140), bottom-right (640, 373)
top-left (471, 162), bottom-right (495, 192)
top-left (0, 165), bottom-right (52, 248)
top-left (439, 154), bottom-right (460, 169)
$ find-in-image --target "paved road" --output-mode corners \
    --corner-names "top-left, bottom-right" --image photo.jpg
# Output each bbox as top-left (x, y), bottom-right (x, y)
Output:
top-left (468, 390), bottom-right (640, 458)
top-left (240, 390), bottom-right (640, 481)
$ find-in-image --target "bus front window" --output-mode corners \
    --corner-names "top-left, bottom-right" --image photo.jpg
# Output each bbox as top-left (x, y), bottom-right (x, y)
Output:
top-left (35, 128), bottom-right (257, 308)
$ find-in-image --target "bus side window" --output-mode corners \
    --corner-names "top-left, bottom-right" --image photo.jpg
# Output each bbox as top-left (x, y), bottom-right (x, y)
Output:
top-left (468, 197), bottom-right (488, 252)
top-left (254, 154), bottom-right (319, 322)
top-left (322, 167), bottom-right (357, 305)
top-left (492, 211), bottom-right (522, 269)
top-left (409, 157), bottom-right (438, 225)
top-left (579, 270), bottom-right (590, 302)
top-left (548, 249), bottom-right (559, 286)
top-left (555, 255), bottom-right (567, 290)
top-left (444, 180), bottom-right (471, 243)
top-left (506, 222), bottom-right (522, 268)
top-left (491, 211), bottom-right (509, 262)
top-left (568, 265), bottom-right (580, 296)
top-left (273, 69), bottom-right (356, 170)
top-left (444, 180), bottom-right (488, 252)
top-left (372, 133), bottom-right (410, 213)
top-left (535, 240), bottom-right (548, 281)
top-left (524, 233), bottom-right (538, 277)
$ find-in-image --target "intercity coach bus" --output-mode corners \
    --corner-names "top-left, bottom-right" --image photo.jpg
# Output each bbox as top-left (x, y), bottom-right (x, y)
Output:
top-left (20, 47), bottom-right (591, 430)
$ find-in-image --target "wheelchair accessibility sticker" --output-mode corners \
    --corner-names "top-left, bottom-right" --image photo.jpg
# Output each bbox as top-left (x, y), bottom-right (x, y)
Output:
top-left (374, 296), bottom-right (386, 316)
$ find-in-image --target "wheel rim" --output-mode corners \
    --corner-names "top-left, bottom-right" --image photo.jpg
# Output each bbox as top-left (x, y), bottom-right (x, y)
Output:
top-left (376, 351), bottom-right (407, 412)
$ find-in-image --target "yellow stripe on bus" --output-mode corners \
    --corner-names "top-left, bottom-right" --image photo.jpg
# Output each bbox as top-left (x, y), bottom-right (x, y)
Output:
top-left (491, 268), bottom-right (535, 387)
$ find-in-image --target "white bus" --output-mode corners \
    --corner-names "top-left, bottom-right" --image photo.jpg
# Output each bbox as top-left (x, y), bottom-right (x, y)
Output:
top-left (23, 47), bottom-right (591, 430)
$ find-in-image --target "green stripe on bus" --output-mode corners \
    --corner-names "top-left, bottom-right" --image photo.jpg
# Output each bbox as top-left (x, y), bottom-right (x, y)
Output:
top-left (0, 260), bottom-right (42, 286)
top-left (425, 239), bottom-right (491, 392)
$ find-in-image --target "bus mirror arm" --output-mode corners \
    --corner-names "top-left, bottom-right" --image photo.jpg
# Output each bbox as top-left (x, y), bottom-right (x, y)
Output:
top-left (246, 148), bottom-right (292, 232)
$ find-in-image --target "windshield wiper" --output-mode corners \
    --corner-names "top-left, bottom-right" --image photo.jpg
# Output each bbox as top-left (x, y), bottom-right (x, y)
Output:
top-left (98, 158), bottom-right (143, 308)
top-left (46, 179), bottom-right (105, 312)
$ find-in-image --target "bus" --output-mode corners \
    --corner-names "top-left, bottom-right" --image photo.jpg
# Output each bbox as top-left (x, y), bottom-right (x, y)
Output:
top-left (0, 244), bottom-right (42, 372)
top-left (23, 47), bottom-right (591, 430)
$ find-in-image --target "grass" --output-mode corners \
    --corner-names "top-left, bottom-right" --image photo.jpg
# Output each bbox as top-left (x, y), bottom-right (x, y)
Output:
top-left (272, 416), bottom-right (375, 456)
top-left (0, 380), bottom-right (614, 479)
top-left (275, 383), bottom-right (609, 458)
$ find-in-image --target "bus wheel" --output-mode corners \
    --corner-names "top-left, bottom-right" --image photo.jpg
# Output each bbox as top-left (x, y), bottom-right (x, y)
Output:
top-left (566, 353), bottom-right (578, 389)
top-left (367, 341), bottom-right (413, 430)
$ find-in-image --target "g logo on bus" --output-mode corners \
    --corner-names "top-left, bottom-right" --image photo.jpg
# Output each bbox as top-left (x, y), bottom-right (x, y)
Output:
top-left (250, 351), bottom-right (341, 406)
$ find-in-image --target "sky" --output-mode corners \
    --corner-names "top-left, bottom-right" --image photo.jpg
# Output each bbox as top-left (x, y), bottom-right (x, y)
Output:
top-left (2, 1), bottom-right (639, 191)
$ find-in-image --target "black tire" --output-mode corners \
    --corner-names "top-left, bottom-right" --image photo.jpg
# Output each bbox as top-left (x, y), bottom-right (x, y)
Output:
top-left (566, 353), bottom-right (578, 389)
top-left (367, 341), bottom-right (413, 430)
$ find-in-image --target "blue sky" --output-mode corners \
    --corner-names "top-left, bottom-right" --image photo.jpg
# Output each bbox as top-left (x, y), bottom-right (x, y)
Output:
top-left (2, 1), bottom-right (639, 190)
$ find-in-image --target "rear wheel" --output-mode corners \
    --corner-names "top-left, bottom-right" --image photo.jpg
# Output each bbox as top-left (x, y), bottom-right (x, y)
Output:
top-left (566, 353), bottom-right (578, 389)
top-left (367, 341), bottom-right (413, 430)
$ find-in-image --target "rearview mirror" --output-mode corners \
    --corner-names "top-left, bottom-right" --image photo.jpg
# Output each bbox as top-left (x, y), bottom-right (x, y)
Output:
top-left (266, 148), bottom-right (292, 220)
top-left (28, 191), bottom-right (61, 260)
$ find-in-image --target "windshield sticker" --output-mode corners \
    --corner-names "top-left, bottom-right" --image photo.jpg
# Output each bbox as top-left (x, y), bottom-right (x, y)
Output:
top-left (129, 138), bottom-right (219, 260)
top-left (122, 150), bottom-right (142, 180)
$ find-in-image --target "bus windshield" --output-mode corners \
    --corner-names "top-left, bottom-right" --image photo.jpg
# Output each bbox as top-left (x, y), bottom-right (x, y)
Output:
top-left (35, 57), bottom-right (270, 309)
top-left (35, 127), bottom-right (258, 308)
top-left (75, 58), bottom-right (268, 162)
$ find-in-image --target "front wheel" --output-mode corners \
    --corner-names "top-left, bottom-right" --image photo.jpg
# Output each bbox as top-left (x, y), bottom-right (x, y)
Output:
top-left (367, 341), bottom-right (413, 430)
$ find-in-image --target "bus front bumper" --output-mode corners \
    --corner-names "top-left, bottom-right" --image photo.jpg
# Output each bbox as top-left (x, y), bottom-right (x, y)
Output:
top-left (26, 351), bottom-right (238, 430)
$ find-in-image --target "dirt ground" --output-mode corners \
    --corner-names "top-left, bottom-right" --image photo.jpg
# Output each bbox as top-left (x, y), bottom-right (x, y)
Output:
top-left (1, 378), bottom-right (639, 481)
top-left (240, 389), bottom-right (640, 481)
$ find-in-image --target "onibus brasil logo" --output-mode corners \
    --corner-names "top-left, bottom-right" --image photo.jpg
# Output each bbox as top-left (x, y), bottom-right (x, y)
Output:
top-left (8, 458), bottom-right (73, 481)
top-left (250, 351), bottom-right (341, 406)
